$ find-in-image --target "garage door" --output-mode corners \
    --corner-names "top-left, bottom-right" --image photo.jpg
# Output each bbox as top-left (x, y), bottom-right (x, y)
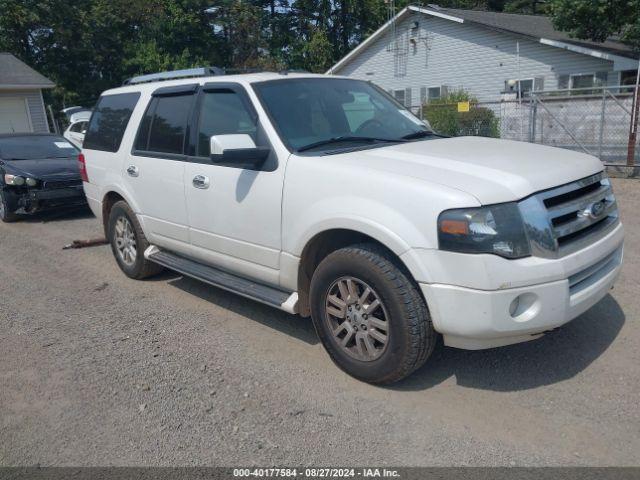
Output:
top-left (0, 97), bottom-right (32, 134)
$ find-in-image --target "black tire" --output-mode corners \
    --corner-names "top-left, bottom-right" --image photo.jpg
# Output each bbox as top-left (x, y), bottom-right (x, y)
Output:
top-left (310, 243), bottom-right (436, 384)
top-left (107, 200), bottom-right (163, 279)
top-left (0, 189), bottom-right (18, 223)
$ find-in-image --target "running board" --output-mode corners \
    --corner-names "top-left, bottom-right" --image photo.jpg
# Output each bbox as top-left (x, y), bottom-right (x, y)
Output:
top-left (144, 246), bottom-right (298, 314)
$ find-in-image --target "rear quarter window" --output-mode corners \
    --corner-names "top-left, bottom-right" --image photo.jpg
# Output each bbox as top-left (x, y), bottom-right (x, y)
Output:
top-left (83, 92), bottom-right (140, 152)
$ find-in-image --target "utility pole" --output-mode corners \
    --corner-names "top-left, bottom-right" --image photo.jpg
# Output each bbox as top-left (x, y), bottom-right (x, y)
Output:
top-left (627, 57), bottom-right (640, 167)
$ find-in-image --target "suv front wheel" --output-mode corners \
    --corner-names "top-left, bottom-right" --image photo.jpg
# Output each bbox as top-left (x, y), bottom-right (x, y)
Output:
top-left (108, 200), bottom-right (163, 279)
top-left (0, 190), bottom-right (18, 223)
top-left (309, 243), bottom-right (436, 384)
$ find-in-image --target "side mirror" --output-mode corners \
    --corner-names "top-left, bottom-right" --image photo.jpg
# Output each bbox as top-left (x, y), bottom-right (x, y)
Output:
top-left (210, 134), bottom-right (270, 170)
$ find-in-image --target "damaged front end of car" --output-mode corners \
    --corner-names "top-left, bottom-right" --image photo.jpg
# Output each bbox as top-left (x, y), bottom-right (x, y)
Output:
top-left (2, 173), bottom-right (86, 216)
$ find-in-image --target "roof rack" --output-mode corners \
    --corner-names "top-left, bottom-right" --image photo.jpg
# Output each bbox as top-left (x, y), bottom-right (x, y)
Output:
top-left (123, 66), bottom-right (225, 85)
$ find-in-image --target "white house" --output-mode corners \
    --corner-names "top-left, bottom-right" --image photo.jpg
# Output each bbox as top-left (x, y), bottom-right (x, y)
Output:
top-left (328, 5), bottom-right (639, 106)
top-left (0, 53), bottom-right (54, 134)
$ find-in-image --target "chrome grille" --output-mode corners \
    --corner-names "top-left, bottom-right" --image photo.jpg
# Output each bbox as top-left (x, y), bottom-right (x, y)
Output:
top-left (519, 172), bottom-right (619, 258)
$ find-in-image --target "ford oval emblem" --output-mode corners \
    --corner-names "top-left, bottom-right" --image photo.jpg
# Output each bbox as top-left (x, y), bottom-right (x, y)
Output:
top-left (579, 201), bottom-right (606, 219)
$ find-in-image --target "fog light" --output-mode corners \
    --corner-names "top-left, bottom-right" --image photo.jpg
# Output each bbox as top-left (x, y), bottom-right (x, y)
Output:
top-left (26, 177), bottom-right (38, 187)
top-left (509, 293), bottom-right (540, 322)
top-left (509, 296), bottom-right (520, 316)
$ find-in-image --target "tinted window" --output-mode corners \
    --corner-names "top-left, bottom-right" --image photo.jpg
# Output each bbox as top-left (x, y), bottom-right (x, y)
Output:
top-left (134, 98), bottom-right (156, 151)
top-left (83, 92), bottom-right (140, 152)
top-left (146, 95), bottom-right (193, 154)
top-left (196, 90), bottom-right (256, 156)
top-left (69, 121), bottom-right (87, 133)
top-left (0, 135), bottom-right (78, 160)
top-left (254, 78), bottom-right (430, 151)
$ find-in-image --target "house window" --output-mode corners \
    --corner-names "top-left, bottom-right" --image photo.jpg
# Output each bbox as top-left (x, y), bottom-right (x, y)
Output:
top-left (394, 89), bottom-right (405, 105)
top-left (428, 87), bottom-right (441, 101)
top-left (420, 86), bottom-right (442, 104)
top-left (571, 74), bottom-right (595, 92)
top-left (504, 79), bottom-right (533, 98)
top-left (569, 72), bottom-right (607, 94)
top-left (620, 70), bottom-right (638, 92)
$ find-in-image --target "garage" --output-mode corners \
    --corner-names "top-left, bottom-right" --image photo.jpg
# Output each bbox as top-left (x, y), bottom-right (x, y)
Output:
top-left (0, 52), bottom-right (54, 134)
top-left (0, 96), bottom-right (32, 133)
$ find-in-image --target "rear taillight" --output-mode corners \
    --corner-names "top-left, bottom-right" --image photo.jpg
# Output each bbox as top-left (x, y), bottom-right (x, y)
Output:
top-left (78, 152), bottom-right (89, 183)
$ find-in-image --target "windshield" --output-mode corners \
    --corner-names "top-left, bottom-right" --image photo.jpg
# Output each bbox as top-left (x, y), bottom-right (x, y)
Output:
top-left (0, 136), bottom-right (78, 160)
top-left (254, 78), bottom-right (432, 152)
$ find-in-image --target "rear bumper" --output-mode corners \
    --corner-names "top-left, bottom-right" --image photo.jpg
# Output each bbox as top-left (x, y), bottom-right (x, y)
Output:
top-left (83, 182), bottom-right (103, 222)
top-left (418, 225), bottom-right (624, 350)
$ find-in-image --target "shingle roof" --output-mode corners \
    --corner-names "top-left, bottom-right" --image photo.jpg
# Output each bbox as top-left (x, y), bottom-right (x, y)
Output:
top-left (0, 53), bottom-right (54, 88)
top-left (434, 7), bottom-right (636, 59)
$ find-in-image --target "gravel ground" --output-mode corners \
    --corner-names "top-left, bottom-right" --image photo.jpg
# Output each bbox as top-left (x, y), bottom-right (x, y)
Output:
top-left (1, 178), bottom-right (639, 467)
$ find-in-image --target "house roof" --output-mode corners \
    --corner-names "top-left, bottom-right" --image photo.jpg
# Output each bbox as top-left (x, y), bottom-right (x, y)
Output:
top-left (329, 5), bottom-right (638, 73)
top-left (438, 7), bottom-right (635, 59)
top-left (0, 53), bottom-right (55, 89)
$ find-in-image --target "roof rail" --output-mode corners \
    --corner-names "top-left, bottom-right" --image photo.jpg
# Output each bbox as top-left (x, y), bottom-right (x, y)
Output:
top-left (123, 66), bottom-right (225, 85)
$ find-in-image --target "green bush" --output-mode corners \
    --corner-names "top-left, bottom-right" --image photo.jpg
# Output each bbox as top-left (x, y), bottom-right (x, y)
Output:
top-left (423, 90), bottom-right (500, 138)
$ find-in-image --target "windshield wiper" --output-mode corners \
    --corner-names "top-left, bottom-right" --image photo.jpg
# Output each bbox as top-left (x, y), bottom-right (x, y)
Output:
top-left (297, 136), bottom-right (401, 152)
top-left (400, 130), bottom-right (441, 140)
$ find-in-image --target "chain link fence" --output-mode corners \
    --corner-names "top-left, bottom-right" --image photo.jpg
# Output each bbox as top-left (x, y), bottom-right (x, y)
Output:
top-left (408, 86), bottom-right (639, 167)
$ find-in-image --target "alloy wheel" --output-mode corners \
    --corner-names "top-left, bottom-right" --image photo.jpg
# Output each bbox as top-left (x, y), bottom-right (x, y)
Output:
top-left (324, 276), bottom-right (390, 361)
top-left (114, 216), bottom-right (137, 266)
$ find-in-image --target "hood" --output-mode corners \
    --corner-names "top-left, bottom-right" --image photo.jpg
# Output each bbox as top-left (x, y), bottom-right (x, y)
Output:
top-left (1, 156), bottom-right (81, 181)
top-left (326, 136), bottom-right (604, 204)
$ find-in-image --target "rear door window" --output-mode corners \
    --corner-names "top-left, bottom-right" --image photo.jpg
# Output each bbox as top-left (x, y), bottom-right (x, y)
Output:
top-left (134, 92), bottom-right (195, 155)
top-left (83, 92), bottom-right (140, 152)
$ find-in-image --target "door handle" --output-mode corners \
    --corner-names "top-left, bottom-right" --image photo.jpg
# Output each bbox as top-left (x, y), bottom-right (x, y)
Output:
top-left (192, 175), bottom-right (210, 189)
top-left (126, 165), bottom-right (139, 177)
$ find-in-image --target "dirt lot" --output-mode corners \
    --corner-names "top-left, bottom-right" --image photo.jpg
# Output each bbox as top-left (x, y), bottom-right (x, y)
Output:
top-left (1, 178), bottom-right (639, 467)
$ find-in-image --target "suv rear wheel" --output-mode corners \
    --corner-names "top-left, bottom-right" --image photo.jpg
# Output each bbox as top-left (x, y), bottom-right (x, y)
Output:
top-left (309, 243), bottom-right (436, 384)
top-left (108, 201), bottom-right (163, 279)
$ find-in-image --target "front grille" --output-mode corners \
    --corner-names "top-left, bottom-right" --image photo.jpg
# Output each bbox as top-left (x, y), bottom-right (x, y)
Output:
top-left (519, 172), bottom-right (619, 258)
top-left (42, 179), bottom-right (83, 189)
top-left (568, 246), bottom-right (622, 296)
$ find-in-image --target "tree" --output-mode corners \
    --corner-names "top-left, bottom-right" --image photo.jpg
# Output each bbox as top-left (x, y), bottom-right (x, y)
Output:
top-left (549, 0), bottom-right (640, 52)
top-left (302, 26), bottom-right (333, 72)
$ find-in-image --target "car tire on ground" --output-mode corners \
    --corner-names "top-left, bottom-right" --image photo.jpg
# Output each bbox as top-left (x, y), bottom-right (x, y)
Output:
top-left (107, 200), bottom-right (163, 280)
top-left (309, 243), bottom-right (436, 384)
top-left (0, 189), bottom-right (18, 223)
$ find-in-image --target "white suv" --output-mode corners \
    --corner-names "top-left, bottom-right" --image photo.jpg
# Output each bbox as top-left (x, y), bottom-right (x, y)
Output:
top-left (80, 68), bottom-right (624, 383)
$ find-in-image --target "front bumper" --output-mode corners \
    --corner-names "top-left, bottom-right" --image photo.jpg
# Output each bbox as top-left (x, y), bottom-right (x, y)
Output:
top-left (9, 185), bottom-right (87, 214)
top-left (417, 223), bottom-right (624, 350)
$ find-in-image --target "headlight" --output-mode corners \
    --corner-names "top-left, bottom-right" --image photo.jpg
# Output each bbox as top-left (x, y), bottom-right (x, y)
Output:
top-left (25, 177), bottom-right (38, 187)
top-left (438, 203), bottom-right (531, 259)
top-left (4, 174), bottom-right (25, 186)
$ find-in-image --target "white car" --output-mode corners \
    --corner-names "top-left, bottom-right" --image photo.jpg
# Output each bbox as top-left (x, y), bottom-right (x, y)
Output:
top-left (80, 68), bottom-right (624, 383)
top-left (63, 110), bottom-right (91, 148)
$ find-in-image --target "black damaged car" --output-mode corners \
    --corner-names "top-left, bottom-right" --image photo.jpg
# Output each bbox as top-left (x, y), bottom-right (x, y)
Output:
top-left (0, 133), bottom-right (86, 222)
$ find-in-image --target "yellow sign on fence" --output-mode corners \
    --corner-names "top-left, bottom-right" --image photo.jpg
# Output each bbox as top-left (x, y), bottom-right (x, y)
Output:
top-left (457, 101), bottom-right (470, 113)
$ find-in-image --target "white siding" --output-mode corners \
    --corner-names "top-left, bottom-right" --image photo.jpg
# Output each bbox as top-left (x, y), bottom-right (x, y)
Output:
top-left (334, 13), bottom-right (618, 104)
top-left (0, 89), bottom-right (49, 133)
